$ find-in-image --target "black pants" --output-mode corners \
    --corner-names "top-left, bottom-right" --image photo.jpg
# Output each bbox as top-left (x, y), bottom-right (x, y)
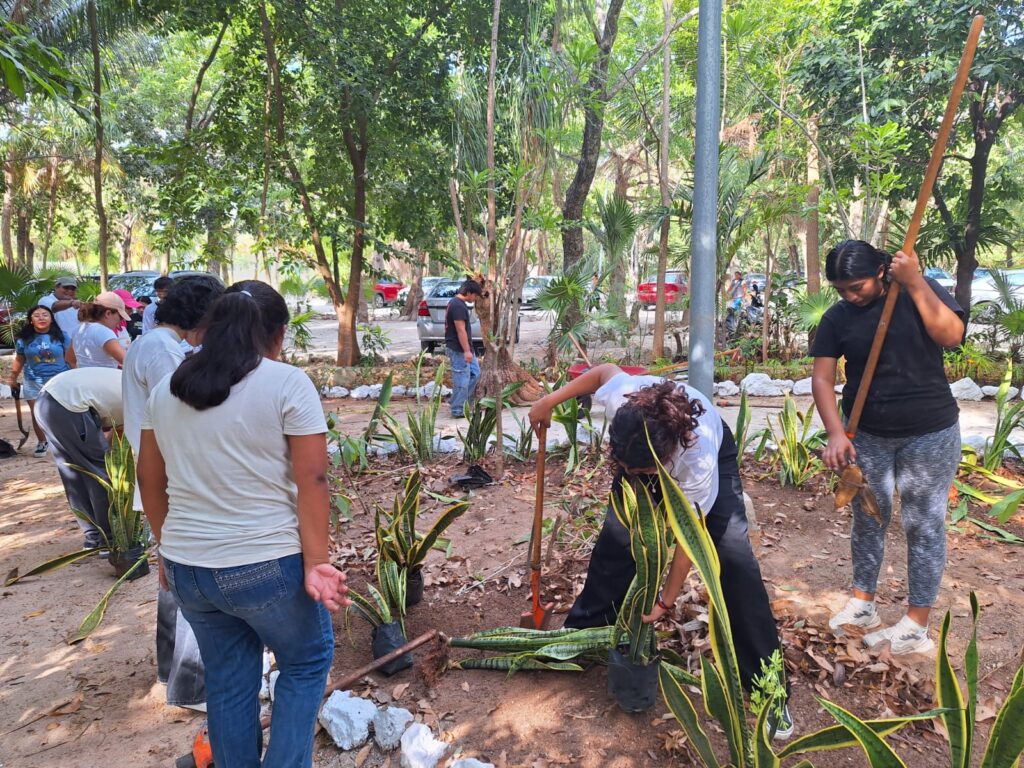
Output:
top-left (564, 422), bottom-right (782, 692)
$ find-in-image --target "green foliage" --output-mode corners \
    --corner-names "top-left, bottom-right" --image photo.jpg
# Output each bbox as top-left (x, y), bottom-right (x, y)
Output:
top-left (72, 431), bottom-right (145, 554)
top-left (374, 470), bottom-right (469, 574)
top-left (347, 559), bottom-right (406, 629)
top-left (457, 382), bottom-right (523, 462)
top-left (763, 396), bottom-right (826, 487)
top-left (380, 359), bottom-right (446, 464)
top-left (0, 20), bottom-right (84, 104)
top-left (944, 342), bottom-right (999, 384)
top-left (359, 324), bottom-right (392, 363)
top-left (796, 288), bottom-right (839, 332)
top-left (986, 363), bottom-right (1024, 471)
top-left (505, 412), bottom-right (535, 462)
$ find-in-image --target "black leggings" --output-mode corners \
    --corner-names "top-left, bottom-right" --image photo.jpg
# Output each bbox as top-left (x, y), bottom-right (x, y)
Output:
top-left (564, 422), bottom-right (782, 692)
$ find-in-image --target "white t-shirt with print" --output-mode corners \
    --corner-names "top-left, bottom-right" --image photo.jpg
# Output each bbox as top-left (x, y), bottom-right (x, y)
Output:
top-left (73, 322), bottom-right (120, 368)
top-left (143, 358), bottom-right (328, 568)
top-left (39, 292), bottom-right (80, 339)
top-left (141, 301), bottom-right (158, 335)
top-left (593, 372), bottom-right (723, 513)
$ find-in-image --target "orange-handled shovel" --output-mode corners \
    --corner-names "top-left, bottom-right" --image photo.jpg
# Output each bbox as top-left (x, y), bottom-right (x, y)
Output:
top-left (836, 15), bottom-right (985, 521)
top-left (521, 422), bottom-right (554, 629)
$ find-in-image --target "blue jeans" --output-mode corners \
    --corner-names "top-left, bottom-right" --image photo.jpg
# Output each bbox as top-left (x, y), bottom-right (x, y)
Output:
top-left (447, 347), bottom-right (480, 417)
top-left (164, 554), bottom-right (333, 768)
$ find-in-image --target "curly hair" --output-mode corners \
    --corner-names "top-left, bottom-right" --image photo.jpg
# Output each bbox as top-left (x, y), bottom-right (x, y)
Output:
top-left (155, 275), bottom-right (224, 330)
top-left (609, 381), bottom-right (706, 470)
top-left (17, 305), bottom-right (64, 344)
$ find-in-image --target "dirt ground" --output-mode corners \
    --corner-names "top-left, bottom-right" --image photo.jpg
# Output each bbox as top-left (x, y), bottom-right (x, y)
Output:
top-left (2, 394), bottom-right (1023, 768)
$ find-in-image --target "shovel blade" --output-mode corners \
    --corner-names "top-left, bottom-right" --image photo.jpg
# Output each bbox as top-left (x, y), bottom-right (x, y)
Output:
top-left (834, 464), bottom-right (882, 524)
top-left (519, 603), bottom-right (554, 630)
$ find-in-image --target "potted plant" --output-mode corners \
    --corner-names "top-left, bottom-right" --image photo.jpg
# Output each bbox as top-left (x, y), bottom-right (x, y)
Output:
top-left (375, 470), bottom-right (468, 606)
top-left (73, 431), bottom-right (150, 580)
top-left (605, 479), bottom-right (667, 712)
top-left (347, 559), bottom-right (413, 676)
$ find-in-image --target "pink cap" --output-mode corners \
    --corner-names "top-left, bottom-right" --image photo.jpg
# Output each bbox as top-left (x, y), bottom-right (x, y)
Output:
top-left (112, 288), bottom-right (143, 309)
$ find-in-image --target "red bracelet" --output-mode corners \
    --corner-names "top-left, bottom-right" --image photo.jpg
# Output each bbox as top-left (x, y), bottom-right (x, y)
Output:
top-left (656, 592), bottom-right (672, 612)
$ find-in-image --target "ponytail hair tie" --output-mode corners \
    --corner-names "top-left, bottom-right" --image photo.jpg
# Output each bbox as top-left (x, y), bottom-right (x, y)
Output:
top-left (240, 290), bottom-right (253, 297)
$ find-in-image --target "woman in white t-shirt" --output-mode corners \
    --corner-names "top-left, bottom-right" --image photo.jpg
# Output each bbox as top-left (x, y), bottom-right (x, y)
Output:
top-left (72, 291), bottom-right (130, 369)
top-left (529, 365), bottom-right (792, 738)
top-left (137, 281), bottom-right (348, 767)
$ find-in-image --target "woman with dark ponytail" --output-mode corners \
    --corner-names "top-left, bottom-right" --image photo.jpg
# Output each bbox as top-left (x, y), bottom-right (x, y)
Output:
top-left (529, 365), bottom-right (791, 739)
top-left (137, 280), bottom-right (349, 768)
top-left (811, 241), bottom-right (964, 656)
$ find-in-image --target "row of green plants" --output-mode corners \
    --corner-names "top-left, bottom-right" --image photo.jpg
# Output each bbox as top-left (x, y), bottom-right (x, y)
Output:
top-left (450, 449), bottom-right (1024, 766)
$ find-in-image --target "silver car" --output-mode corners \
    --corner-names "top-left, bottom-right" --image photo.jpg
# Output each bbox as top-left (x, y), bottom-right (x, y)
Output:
top-left (970, 269), bottom-right (1024, 321)
top-left (416, 279), bottom-right (519, 354)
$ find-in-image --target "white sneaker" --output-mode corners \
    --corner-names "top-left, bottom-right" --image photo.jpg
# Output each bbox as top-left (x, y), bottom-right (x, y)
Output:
top-left (178, 702), bottom-right (207, 713)
top-left (864, 616), bottom-right (934, 655)
top-left (33, 441), bottom-right (48, 458)
top-left (828, 597), bottom-right (881, 635)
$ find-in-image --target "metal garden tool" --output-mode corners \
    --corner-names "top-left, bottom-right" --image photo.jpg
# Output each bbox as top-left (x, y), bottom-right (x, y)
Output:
top-left (520, 422), bottom-right (554, 629)
top-left (836, 15), bottom-right (984, 522)
top-left (11, 384), bottom-right (29, 450)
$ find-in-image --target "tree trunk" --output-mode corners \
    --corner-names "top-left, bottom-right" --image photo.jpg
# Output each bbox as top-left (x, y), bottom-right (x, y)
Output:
top-left (401, 257), bottom-right (425, 320)
top-left (41, 155), bottom-right (60, 270)
top-left (88, 0), bottom-right (109, 289)
top-left (761, 232), bottom-right (773, 363)
top-left (1, 156), bottom-right (13, 269)
top-left (16, 208), bottom-right (27, 268)
top-left (652, 0), bottom-right (672, 360)
top-left (338, 118), bottom-right (369, 367)
top-left (120, 215), bottom-right (134, 272)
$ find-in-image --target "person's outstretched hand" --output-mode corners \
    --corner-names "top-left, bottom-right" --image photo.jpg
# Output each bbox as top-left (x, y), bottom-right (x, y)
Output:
top-left (823, 433), bottom-right (857, 471)
top-left (305, 564), bottom-right (350, 612)
top-left (528, 396), bottom-right (552, 431)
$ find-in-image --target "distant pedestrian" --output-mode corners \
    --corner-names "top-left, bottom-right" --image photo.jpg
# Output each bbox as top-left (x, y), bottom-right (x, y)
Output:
top-left (127, 296), bottom-right (150, 341)
top-left (122, 275), bottom-right (223, 713)
top-left (142, 276), bottom-right (174, 335)
top-left (445, 279), bottom-right (483, 419)
top-left (72, 291), bottom-right (132, 369)
top-left (8, 305), bottom-right (73, 457)
top-left (38, 276), bottom-right (82, 339)
top-left (34, 367), bottom-right (123, 552)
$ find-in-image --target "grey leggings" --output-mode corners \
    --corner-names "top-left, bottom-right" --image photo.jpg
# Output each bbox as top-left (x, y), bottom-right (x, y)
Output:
top-left (850, 422), bottom-right (960, 607)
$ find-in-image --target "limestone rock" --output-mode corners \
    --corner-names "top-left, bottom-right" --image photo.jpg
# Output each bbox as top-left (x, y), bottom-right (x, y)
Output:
top-left (350, 385), bottom-right (373, 400)
top-left (373, 706), bottom-right (414, 751)
top-left (0, 384), bottom-right (11, 399)
top-left (981, 385), bottom-right (1019, 399)
top-left (791, 377), bottom-right (813, 396)
top-left (318, 691), bottom-right (377, 751)
top-left (400, 724), bottom-right (448, 768)
top-left (326, 386), bottom-right (350, 399)
top-left (949, 377), bottom-right (984, 401)
top-left (962, 434), bottom-right (989, 459)
top-left (715, 380), bottom-right (740, 397)
top-left (392, 385), bottom-right (408, 397)
top-left (740, 373), bottom-right (786, 397)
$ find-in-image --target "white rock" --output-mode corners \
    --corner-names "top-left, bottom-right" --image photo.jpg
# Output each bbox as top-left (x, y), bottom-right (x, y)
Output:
top-left (981, 385), bottom-right (1020, 399)
top-left (268, 670), bottom-right (280, 702)
top-left (834, 384), bottom-right (845, 394)
top-left (715, 380), bottom-right (740, 397)
top-left (740, 373), bottom-right (786, 397)
top-left (950, 377), bottom-right (984, 401)
top-left (392, 385), bottom-right (408, 397)
top-left (791, 377), bottom-right (813, 396)
top-left (351, 385), bottom-right (373, 400)
top-left (368, 441), bottom-right (400, 457)
top-left (774, 378), bottom-right (795, 393)
top-left (368, 383), bottom-right (383, 398)
top-left (400, 723), bottom-right (448, 768)
top-left (451, 761), bottom-right (496, 768)
top-left (418, 382), bottom-right (452, 398)
top-left (373, 706), bottom-right (414, 751)
top-left (432, 435), bottom-right (462, 454)
top-left (962, 434), bottom-right (989, 458)
top-left (318, 691), bottom-right (378, 751)
top-left (327, 386), bottom-right (350, 399)
top-left (0, 384), bottom-right (11, 399)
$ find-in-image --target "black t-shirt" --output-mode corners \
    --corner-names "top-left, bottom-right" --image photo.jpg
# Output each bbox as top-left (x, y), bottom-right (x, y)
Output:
top-left (809, 277), bottom-right (963, 437)
top-left (445, 296), bottom-right (472, 352)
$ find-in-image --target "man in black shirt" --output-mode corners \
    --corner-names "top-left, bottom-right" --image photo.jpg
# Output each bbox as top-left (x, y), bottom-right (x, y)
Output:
top-left (445, 279), bottom-right (483, 418)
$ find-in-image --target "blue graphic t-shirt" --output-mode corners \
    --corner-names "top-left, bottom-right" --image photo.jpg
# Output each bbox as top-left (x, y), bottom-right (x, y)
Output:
top-left (16, 332), bottom-right (72, 385)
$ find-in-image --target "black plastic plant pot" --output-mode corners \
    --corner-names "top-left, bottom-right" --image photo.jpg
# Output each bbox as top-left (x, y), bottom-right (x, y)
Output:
top-left (371, 621), bottom-right (414, 676)
top-left (406, 569), bottom-right (425, 608)
top-left (110, 546), bottom-right (150, 581)
top-left (607, 647), bottom-right (659, 713)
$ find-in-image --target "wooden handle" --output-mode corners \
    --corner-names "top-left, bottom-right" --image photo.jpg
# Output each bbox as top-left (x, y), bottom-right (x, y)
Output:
top-left (531, 422), bottom-right (547, 571)
top-left (567, 331), bottom-right (593, 368)
top-left (845, 15), bottom-right (984, 439)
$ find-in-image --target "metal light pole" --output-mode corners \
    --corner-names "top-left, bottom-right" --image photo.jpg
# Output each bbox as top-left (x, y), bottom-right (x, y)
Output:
top-left (688, 0), bottom-right (722, 398)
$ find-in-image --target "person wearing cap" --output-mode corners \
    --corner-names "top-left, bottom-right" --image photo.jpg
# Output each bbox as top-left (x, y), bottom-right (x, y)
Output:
top-left (71, 291), bottom-right (131, 369)
top-left (111, 288), bottom-right (144, 351)
top-left (38, 276), bottom-right (82, 339)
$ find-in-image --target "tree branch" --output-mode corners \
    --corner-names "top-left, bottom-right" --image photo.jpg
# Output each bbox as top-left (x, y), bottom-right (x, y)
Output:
top-left (607, 7), bottom-right (699, 99)
top-left (185, 18), bottom-right (229, 136)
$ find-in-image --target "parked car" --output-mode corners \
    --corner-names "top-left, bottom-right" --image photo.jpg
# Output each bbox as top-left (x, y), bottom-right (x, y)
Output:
top-left (109, 270), bottom-right (225, 299)
top-left (521, 275), bottom-right (555, 309)
top-left (924, 267), bottom-right (955, 291)
top-left (372, 277), bottom-right (405, 308)
top-left (970, 269), bottom-right (1024, 321)
top-left (416, 279), bottom-right (519, 354)
top-left (397, 276), bottom-right (446, 306)
top-left (743, 272), bottom-right (768, 292)
top-left (974, 267), bottom-right (992, 281)
top-left (637, 270), bottom-right (688, 309)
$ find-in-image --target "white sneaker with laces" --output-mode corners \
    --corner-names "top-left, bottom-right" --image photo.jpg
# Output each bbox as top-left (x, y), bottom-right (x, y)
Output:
top-left (33, 441), bottom-right (48, 458)
top-left (828, 597), bottom-right (881, 635)
top-left (864, 615), bottom-right (934, 655)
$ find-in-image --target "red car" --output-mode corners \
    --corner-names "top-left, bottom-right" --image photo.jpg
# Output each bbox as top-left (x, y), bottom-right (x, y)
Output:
top-left (637, 270), bottom-right (688, 309)
top-left (373, 278), bottom-right (405, 308)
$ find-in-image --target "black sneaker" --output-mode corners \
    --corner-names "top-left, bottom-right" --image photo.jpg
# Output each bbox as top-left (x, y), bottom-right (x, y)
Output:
top-left (766, 704), bottom-right (795, 741)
